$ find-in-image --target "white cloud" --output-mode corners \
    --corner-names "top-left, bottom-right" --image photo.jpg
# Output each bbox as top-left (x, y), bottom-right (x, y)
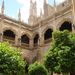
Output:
top-left (17, 0), bottom-right (30, 5)
top-left (17, 0), bottom-right (30, 23)
top-left (17, 0), bottom-right (65, 23)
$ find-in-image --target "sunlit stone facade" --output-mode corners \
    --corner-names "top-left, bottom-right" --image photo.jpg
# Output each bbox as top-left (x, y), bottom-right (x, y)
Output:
top-left (0, 0), bottom-right (75, 64)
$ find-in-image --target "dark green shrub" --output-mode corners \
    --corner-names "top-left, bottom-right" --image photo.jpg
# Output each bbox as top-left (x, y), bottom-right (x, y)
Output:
top-left (44, 30), bottom-right (75, 74)
top-left (0, 42), bottom-right (26, 75)
top-left (28, 62), bottom-right (48, 75)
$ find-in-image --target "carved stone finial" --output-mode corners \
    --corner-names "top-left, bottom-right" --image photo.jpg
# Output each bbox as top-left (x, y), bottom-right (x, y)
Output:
top-left (1, 0), bottom-right (4, 15)
top-left (18, 8), bottom-right (21, 21)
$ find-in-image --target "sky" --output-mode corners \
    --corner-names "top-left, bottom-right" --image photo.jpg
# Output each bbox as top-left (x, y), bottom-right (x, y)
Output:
top-left (0, 0), bottom-right (65, 23)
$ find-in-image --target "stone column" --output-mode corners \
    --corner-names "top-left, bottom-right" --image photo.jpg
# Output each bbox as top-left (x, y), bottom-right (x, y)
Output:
top-left (18, 37), bottom-right (21, 46)
top-left (0, 32), bottom-right (3, 42)
top-left (72, 0), bottom-right (75, 16)
top-left (15, 35), bottom-right (19, 46)
top-left (0, 16), bottom-right (4, 42)
top-left (39, 35), bottom-right (44, 47)
top-left (29, 38), bottom-right (34, 50)
top-left (37, 35), bottom-right (44, 63)
top-left (72, 0), bottom-right (75, 32)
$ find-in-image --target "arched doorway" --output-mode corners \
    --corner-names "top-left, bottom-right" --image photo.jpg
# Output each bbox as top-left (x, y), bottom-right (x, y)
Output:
top-left (44, 29), bottom-right (53, 43)
top-left (60, 21), bottom-right (72, 31)
top-left (21, 35), bottom-right (29, 48)
top-left (34, 34), bottom-right (39, 46)
top-left (3, 30), bottom-right (15, 44)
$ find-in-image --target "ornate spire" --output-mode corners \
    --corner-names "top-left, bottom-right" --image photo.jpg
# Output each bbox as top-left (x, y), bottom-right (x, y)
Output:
top-left (1, 0), bottom-right (4, 15)
top-left (33, 1), bottom-right (37, 17)
top-left (18, 8), bottom-right (21, 21)
top-left (43, 0), bottom-right (48, 17)
top-left (54, 0), bottom-right (57, 12)
top-left (28, 0), bottom-right (37, 25)
top-left (44, 0), bottom-right (48, 5)
top-left (30, 0), bottom-right (33, 16)
top-left (30, 0), bottom-right (32, 3)
top-left (29, 0), bottom-right (37, 17)
top-left (40, 9), bottom-right (43, 18)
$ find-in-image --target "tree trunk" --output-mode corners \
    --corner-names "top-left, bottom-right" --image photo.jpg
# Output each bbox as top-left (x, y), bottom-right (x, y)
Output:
top-left (51, 71), bottom-right (53, 75)
top-left (70, 71), bottom-right (75, 75)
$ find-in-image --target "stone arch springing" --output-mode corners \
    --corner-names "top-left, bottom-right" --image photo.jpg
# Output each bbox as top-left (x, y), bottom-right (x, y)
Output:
top-left (34, 34), bottom-right (39, 46)
top-left (3, 27), bottom-right (17, 36)
top-left (59, 21), bottom-right (72, 31)
top-left (44, 28), bottom-right (53, 43)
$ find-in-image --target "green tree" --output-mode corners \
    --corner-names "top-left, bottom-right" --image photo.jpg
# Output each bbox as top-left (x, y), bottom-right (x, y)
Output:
top-left (0, 42), bottom-right (26, 75)
top-left (28, 62), bottom-right (48, 75)
top-left (44, 30), bottom-right (75, 75)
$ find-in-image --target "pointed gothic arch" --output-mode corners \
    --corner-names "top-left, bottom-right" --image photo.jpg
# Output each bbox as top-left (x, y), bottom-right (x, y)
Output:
top-left (59, 21), bottom-right (72, 31)
top-left (3, 30), bottom-right (15, 39)
top-left (44, 28), bottom-right (53, 43)
top-left (3, 29), bottom-right (16, 44)
top-left (3, 27), bottom-right (17, 36)
top-left (21, 34), bottom-right (29, 44)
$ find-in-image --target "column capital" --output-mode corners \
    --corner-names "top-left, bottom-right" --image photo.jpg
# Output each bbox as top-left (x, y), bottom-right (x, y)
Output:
top-left (30, 37), bottom-right (33, 40)
top-left (18, 37), bottom-right (21, 41)
top-left (0, 32), bottom-right (3, 36)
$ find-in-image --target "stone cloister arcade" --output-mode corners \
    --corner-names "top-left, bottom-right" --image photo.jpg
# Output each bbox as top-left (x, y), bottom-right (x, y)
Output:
top-left (1, 20), bottom-right (72, 50)
top-left (0, 0), bottom-right (75, 66)
top-left (0, 7), bottom-right (73, 63)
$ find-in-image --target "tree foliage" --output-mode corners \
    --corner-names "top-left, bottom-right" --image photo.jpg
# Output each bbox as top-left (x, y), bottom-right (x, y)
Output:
top-left (0, 42), bottom-right (26, 75)
top-left (28, 62), bottom-right (48, 75)
top-left (44, 30), bottom-right (75, 74)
